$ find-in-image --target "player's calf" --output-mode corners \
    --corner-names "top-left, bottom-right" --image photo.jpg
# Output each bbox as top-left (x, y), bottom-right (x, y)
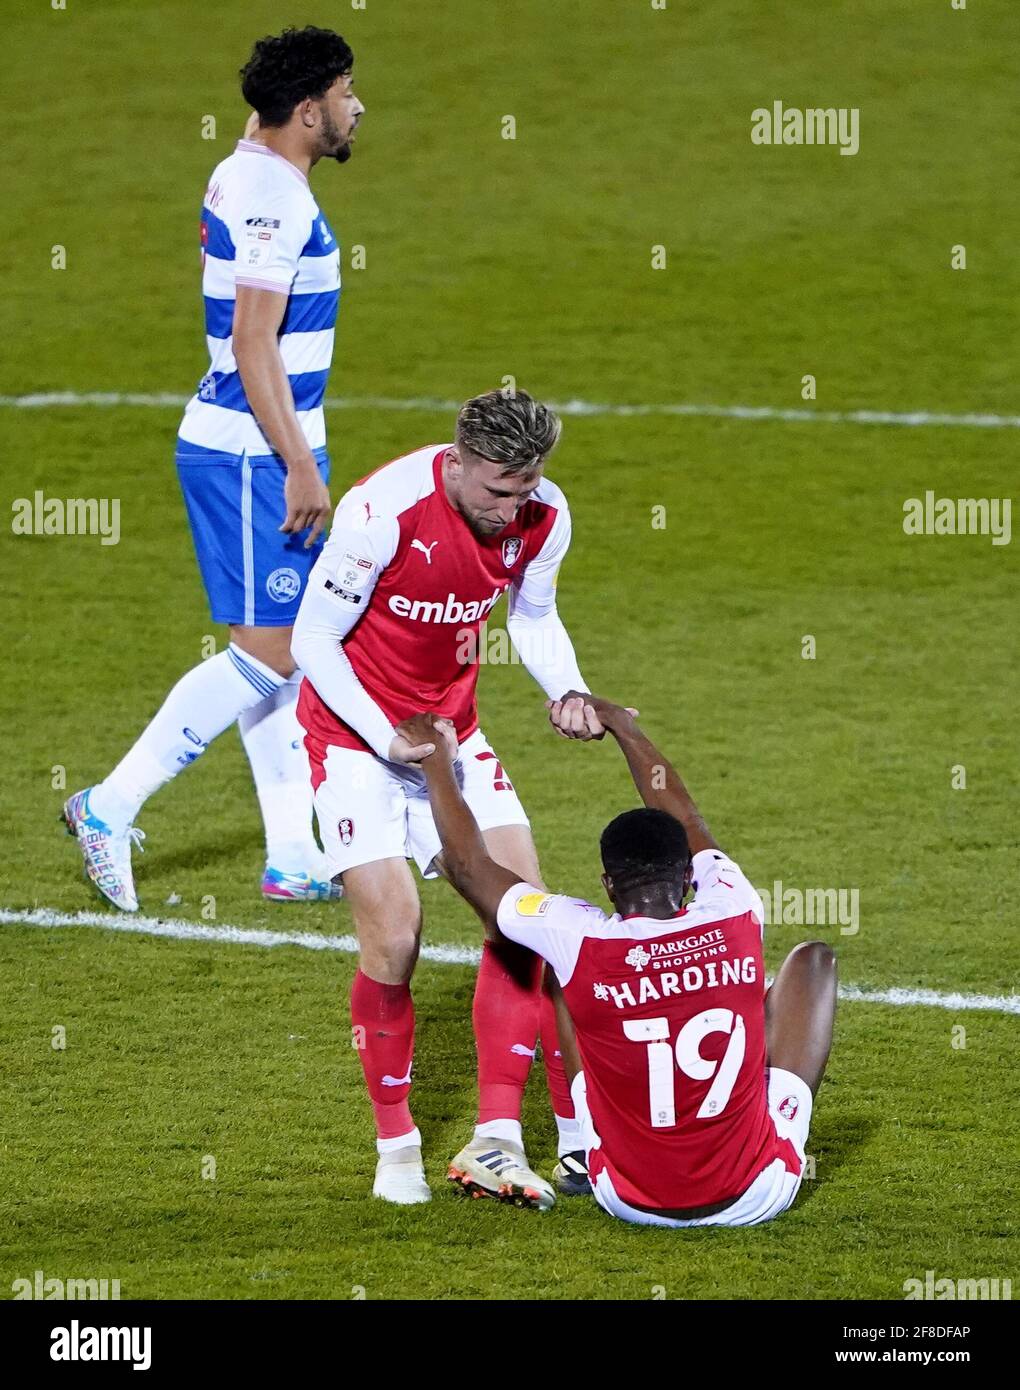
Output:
top-left (344, 859), bottom-right (427, 1200)
top-left (765, 940), bottom-right (838, 1097)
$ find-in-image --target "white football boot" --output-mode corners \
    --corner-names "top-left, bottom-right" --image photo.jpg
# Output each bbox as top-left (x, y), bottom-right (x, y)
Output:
top-left (448, 1138), bottom-right (556, 1211)
top-left (372, 1145), bottom-right (431, 1205)
top-left (63, 787), bottom-right (144, 913)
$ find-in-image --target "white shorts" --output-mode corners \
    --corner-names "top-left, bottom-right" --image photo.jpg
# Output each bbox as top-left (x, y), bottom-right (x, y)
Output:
top-left (314, 727), bottom-right (531, 878)
top-left (572, 1066), bottom-right (813, 1229)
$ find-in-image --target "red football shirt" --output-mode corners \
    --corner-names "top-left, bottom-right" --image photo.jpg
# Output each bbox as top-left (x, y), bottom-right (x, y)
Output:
top-left (296, 444), bottom-right (568, 772)
top-left (497, 849), bottom-right (802, 1211)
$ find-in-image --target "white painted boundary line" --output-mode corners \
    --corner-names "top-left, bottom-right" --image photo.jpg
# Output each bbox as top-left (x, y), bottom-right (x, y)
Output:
top-left (0, 907), bottom-right (478, 966)
top-left (2, 391), bottom-right (1019, 429)
top-left (837, 983), bottom-right (1019, 1015)
top-left (2, 907), bottom-right (1017, 1015)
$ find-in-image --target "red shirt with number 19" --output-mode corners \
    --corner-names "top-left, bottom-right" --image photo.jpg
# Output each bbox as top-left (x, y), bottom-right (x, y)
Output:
top-left (296, 444), bottom-right (565, 777)
top-left (496, 850), bottom-right (803, 1211)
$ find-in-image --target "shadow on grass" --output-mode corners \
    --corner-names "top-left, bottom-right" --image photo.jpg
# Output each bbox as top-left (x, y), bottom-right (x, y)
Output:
top-left (411, 957), bottom-right (480, 1168)
top-left (403, 946), bottom-right (564, 1188)
top-left (136, 828), bottom-right (262, 880)
top-left (796, 1111), bottom-right (877, 1209)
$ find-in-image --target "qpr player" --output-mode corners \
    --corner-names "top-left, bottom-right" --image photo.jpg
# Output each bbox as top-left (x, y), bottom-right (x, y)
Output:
top-left (292, 389), bottom-right (613, 1207)
top-left (65, 28), bottom-right (364, 908)
top-left (396, 697), bottom-right (837, 1228)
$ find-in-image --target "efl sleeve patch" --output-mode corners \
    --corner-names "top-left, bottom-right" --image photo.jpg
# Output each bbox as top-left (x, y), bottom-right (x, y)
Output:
top-left (514, 892), bottom-right (553, 917)
top-left (241, 217), bottom-right (283, 269)
top-left (230, 192), bottom-right (306, 284)
top-left (336, 551), bottom-right (375, 591)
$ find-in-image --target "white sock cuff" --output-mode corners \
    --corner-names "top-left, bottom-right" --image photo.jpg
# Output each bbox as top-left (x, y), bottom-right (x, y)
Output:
top-left (376, 1127), bottom-right (422, 1155)
top-left (474, 1119), bottom-right (524, 1150)
top-left (227, 643), bottom-right (287, 700)
top-left (554, 1114), bottom-right (584, 1157)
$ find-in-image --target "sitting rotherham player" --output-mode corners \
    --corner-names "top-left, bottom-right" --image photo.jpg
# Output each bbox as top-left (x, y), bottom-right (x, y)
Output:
top-left (394, 699), bottom-right (837, 1227)
top-left (291, 389), bottom-right (620, 1207)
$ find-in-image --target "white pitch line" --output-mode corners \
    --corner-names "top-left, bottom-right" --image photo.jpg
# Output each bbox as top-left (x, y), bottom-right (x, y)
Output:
top-left (0, 906), bottom-right (479, 966)
top-left (2, 906), bottom-right (1018, 1015)
top-left (837, 983), bottom-right (1020, 1015)
top-left (1, 391), bottom-right (1019, 429)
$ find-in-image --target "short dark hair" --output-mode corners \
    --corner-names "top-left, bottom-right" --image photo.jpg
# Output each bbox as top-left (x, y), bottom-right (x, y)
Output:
top-left (240, 27), bottom-right (354, 127)
top-left (455, 389), bottom-right (561, 475)
top-left (600, 808), bottom-right (691, 892)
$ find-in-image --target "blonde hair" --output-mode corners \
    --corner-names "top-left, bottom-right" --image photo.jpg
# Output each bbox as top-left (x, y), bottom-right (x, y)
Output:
top-left (455, 389), bottom-right (561, 473)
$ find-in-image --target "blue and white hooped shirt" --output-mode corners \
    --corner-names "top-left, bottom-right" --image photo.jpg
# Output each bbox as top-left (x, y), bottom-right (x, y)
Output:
top-left (177, 139), bottom-right (341, 461)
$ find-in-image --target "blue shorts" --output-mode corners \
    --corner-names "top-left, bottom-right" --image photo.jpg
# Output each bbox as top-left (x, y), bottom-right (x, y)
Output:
top-left (176, 447), bottom-right (330, 627)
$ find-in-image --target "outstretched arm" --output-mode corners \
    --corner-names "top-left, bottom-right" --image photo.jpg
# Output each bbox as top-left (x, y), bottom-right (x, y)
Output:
top-left (397, 715), bottom-right (521, 935)
top-left (506, 487), bottom-right (610, 742)
top-left (582, 698), bottom-right (720, 855)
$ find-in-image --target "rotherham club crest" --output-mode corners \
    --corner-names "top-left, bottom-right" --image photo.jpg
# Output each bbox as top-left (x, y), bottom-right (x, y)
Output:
top-left (501, 536), bottom-right (523, 568)
top-left (338, 818), bottom-right (354, 846)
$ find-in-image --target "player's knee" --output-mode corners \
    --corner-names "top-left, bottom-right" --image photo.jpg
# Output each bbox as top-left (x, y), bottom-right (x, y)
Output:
top-left (230, 625), bottom-right (297, 679)
top-left (358, 918), bottom-right (421, 980)
top-left (791, 940), bottom-right (837, 978)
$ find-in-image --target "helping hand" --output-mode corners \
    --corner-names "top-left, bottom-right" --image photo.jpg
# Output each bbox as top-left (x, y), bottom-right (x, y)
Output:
top-left (546, 692), bottom-right (640, 740)
top-left (390, 713), bottom-right (458, 765)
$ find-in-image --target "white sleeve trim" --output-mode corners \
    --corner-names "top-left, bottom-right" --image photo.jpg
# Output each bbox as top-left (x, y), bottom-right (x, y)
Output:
top-left (691, 849), bottom-right (766, 930)
top-left (227, 170), bottom-right (310, 288)
top-left (235, 276), bottom-right (290, 294)
top-left (506, 604), bottom-right (587, 701)
top-left (506, 485), bottom-right (586, 699)
top-left (495, 881), bottom-right (588, 985)
top-left (289, 494), bottom-right (402, 759)
top-left (512, 489), bottom-right (572, 614)
top-left (291, 582), bottom-right (395, 759)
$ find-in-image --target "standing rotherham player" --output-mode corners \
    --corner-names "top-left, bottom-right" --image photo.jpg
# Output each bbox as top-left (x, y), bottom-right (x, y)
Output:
top-left (292, 390), bottom-right (608, 1207)
top-left (397, 699), bottom-right (837, 1227)
top-left (65, 29), bottom-right (365, 909)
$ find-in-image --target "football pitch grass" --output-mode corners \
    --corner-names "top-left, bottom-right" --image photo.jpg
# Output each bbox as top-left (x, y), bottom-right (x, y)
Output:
top-left (2, 0), bottom-right (1018, 1300)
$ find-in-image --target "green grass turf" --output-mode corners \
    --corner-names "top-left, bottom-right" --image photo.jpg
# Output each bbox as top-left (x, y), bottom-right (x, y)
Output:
top-left (1, 0), bottom-right (1018, 1299)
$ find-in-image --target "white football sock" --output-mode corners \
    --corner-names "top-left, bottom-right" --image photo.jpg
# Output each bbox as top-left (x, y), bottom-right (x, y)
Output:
top-left (474, 1119), bottom-right (524, 1150)
top-left (554, 1114), bottom-right (584, 1157)
top-left (89, 644), bottom-right (286, 828)
top-left (376, 1127), bottom-right (423, 1156)
top-left (237, 675), bottom-right (325, 874)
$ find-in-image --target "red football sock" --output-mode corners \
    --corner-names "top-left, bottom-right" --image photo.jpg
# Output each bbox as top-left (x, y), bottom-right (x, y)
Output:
top-left (473, 938), bottom-right (543, 1124)
top-left (540, 983), bottom-right (574, 1119)
top-left (350, 969), bottom-right (416, 1141)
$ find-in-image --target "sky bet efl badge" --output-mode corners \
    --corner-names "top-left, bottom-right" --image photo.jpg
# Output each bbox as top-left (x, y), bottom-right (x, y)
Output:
top-left (338, 551), bottom-right (374, 590)
top-left (243, 215), bottom-right (280, 268)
